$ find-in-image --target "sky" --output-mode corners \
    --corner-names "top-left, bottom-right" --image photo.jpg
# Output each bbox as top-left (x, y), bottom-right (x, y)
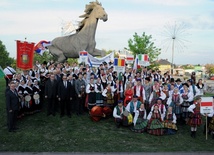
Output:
top-left (0, 0), bottom-right (214, 65)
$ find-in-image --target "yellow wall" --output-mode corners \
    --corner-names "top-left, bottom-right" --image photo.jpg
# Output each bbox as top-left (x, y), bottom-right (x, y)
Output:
top-left (159, 65), bottom-right (171, 73)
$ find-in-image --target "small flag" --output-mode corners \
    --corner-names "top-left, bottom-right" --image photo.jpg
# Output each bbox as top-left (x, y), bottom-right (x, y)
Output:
top-left (34, 40), bottom-right (51, 55)
top-left (138, 54), bottom-right (149, 61)
top-left (0, 66), bottom-right (5, 78)
top-left (79, 51), bottom-right (88, 56)
top-left (114, 58), bottom-right (125, 66)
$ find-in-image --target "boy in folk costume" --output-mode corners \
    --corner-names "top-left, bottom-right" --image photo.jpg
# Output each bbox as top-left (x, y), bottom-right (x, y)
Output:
top-left (113, 100), bottom-right (126, 128)
top-left (102, 83), bottom-right (114, 109)
top-left (133, 78), bottom-right (145, 104)
top-left (95, 77), bottom-right (104, 106)
top-left (167, 87), bottom-right (183, 124)
top-left (187, 96), bottom-right (203, 138)
top-left (86, 78), bottom-right (96, 110)
top-left (126, 95), bottom-right (142, 118)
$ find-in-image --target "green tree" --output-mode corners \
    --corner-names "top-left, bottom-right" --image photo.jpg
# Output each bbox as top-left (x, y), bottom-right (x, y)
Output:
top-left (127, 32), bottom-right (161, 68)
top-left (34, 51), bottom-right (55, 64)
top-left (0, 40), bottom-right (15, 68)
top-left (205, 64), bottom-right (214, 76)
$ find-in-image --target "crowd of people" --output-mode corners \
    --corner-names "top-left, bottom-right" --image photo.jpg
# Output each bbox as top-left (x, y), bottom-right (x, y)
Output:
top-left (4, 60), bottom-right (214, 139)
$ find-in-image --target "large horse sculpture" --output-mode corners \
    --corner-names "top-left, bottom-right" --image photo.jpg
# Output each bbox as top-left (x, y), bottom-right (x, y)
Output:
top-left (48, 0), bottom-right (108, 62)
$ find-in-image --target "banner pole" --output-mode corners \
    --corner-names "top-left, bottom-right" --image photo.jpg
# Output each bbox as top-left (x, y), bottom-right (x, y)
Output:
top-left (206, 115), bottom-right (207, 140)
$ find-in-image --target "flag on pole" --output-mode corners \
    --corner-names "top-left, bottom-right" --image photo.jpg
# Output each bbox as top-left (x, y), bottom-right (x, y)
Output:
top-left (114, 58), bottom-right (125, 66)
top-left (138, 54), bottom-right (149, 61)
top-left (34, 40), bottom-right (51, 55)
top-left (17, 40), bottom-right (35, 70)
top-left (137, 54), bottom-right (150, 66)
top-left (87, 56), bottom-right (93, 67)
top-left (114, 58), bottom-right (125, 73)
top-left (133, 56), bottom-right (138, 71)
top-left (0, 66), bottom-right (5, 78)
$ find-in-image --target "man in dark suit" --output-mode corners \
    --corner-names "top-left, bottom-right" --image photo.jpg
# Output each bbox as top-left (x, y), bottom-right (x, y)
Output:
top-left (6, 81), bottom-right (19, 132)
top-left (68, 74), bottom-right (76, 114)
top-left (45, 74), bottom-right (58, 116)
top-left (58, 75), bottom-right (73, 118)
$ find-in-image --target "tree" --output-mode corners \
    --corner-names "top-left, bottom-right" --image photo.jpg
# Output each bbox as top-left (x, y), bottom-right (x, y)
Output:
top-left (205, 64), bottom-right (214, 76)
top-left (0, 40), bottom-right (15, 68)
top-left (127, 32), bottom-right (161, 68)
top-left (34, 51), bottom-right (56, 64)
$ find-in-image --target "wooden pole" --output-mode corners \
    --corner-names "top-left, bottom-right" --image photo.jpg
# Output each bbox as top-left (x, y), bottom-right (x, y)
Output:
top-left (206, 115), bottom-right (207, 140)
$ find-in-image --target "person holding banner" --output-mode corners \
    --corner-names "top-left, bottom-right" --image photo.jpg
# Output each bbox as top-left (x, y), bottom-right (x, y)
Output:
top-left (187, 96), bottom-right (203, 138)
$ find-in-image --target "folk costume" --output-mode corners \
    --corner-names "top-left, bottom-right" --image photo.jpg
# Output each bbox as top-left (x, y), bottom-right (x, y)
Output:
top-left (86, 83), bottom-right (96, 110)
top-left (167, 89), bottom-right (182, 123)
top-left (207, 111), bottom-right (214, 139)
top-left (147, 108), bottom-right (164, 136)
top-left (187, 97), bottom-right (203, 138)
top-left (126, 95), bottom-right (142, 117)
top-left (162, 107), bottom-right (177, 135)
top-left (95, 82), bottom-right (104, 106)
top-left (102, 85), bottom-right (114, 109)
top-left (180, 86), bottom-right (194, 123)
top-left (131, 105), bottom-right (148, 133)
top-left (113, 101), bottom-right (126, 128)
top-left (32, 81), bottom-right (41, 112)
top-left (124, 87), bottom-right (134, 107)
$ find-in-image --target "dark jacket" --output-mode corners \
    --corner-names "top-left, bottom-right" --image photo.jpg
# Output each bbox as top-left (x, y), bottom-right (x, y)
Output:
top-left (6, 90), bottom-right (19, 111)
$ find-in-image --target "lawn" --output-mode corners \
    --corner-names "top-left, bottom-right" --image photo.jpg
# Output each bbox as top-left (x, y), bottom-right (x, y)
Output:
top-left (0, 78), bottom-right (214, 152)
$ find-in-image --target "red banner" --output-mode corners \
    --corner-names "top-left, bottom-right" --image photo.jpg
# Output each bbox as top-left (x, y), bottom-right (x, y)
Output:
top-left (16, 40), bottom-right (35, 70)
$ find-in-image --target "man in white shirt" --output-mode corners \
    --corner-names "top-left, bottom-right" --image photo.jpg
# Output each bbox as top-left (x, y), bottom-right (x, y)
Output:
top-left (3, 65), bottom-right (16, 86)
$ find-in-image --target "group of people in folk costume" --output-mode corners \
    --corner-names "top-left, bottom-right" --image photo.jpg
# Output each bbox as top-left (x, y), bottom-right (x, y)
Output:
top-left (3, 61), bottom-right (214, 138)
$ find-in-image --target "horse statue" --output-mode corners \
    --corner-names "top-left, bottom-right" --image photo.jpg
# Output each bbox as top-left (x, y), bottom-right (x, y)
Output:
top-left (48, 0), bottom-right (108, 62)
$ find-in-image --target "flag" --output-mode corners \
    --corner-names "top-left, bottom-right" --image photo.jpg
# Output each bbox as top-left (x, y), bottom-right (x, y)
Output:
top-left (87, 52), bottom-right (114, 67)
top-left (133, 57), bottom-right (138, 71)
top-left (87, 56), bottom-right (93, 67)
top-left (114, 58), bottom-right (125, 66)
top-left (0, 66), bottom-right (5, 78)
top-left (138, 54), bottom-right (149, 61)
top-left (34, 40), bottom-right (51, 55)
top-left (17, 40), bottom-right (35, 70)
top-left (79, 51), bottom-right (88, 56)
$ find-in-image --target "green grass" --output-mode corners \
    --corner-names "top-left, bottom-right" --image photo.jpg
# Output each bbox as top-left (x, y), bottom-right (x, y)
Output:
top-left (0, 78), bottom-right (214, 152)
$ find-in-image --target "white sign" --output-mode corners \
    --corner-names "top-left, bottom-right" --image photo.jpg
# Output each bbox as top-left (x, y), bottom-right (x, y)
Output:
top-left (200, 97), bottom-right (213, 114)
top-left (114, 66), bottom-right (125, 73)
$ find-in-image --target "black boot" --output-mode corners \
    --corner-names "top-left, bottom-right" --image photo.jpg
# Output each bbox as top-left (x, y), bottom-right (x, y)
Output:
top-left (191, 131), bottom-right (194, 137)
top-left (193, 131), bottom-right (196, 138)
